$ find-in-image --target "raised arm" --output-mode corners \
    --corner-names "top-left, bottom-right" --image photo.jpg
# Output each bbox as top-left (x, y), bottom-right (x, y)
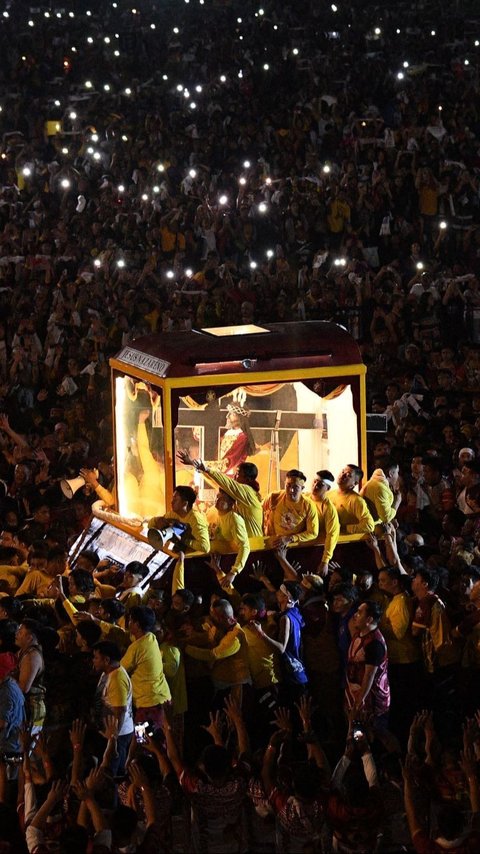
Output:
top-left (225, 694), bottom-right (250, 756)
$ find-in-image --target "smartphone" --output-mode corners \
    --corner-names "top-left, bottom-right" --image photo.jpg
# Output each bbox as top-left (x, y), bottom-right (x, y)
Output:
top-left (134, 721), bottom-right (153, 744)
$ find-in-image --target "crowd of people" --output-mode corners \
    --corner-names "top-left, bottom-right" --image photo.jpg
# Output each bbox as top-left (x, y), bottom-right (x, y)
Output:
top-left (2, 0), bottom-right (480, 850)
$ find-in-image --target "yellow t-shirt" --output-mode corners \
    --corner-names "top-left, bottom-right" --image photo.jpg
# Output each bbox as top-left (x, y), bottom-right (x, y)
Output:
top-left (105, 665), bottom-right (132, 708)
top-left (203, 469), bottom-right (263, 538)
top-left (160, 641), bottom-right (187, 716)
top-left (360, 475), bottom-right (397, 524)
top-left (263, 492), bottom-right (319, 544)
top-left (419, 186), bottom-right (438, 216)
top-left (170, 507), bottom-right (210, 553)
top-left (98, 620), bottom-right (131, 655)
top-left (306, 494), bottom-right (340, 562)
top-left (0, 562), bottom-right (27, 593)
top-left (121, 632), bottom-right (171, 708)
top-left (185, 623), bottom-right (250, 686)
top-left (327, 489), bottom-right (374, 534)
top-left (242, 624), bottom-right (280, 689)
top-left (212, 511), bottom-right (250, 574)
top-left (327, 198), bottom-right (351, 233)
top-left (380, 593), bottom-right (419, 664)
top-left (15, 569), bottom-right (55, 598)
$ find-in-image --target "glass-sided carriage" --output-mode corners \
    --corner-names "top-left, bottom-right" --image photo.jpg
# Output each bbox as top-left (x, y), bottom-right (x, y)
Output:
top-left (70, 321), bottom-right (367, 579)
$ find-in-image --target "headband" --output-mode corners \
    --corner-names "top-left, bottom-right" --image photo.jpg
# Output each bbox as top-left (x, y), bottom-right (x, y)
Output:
top-left (316, 476), bottom-right (334, 489)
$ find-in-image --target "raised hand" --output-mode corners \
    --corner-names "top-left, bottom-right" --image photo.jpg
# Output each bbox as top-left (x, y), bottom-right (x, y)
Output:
top-left (365, 533), bottom-right (380, 551)
top-left (208, 553), bottom-right (223, 575)
top-left (250, 560), bottom-right (268, 583)
top-left (69, 719), bottom-right (86, 750)
top-left (85, 765), bottom-right (105, 793)
top-left (459, 748), bottom-right (477, 781)
top-left (272, 707), bottom-right (292, 734)
top-left (274, 543), bottom-right (288, 562)
top-left (296, 695), bottom-right (313, 731)
top-left (100, 714), bottom-right (119, 741)
top-left (129, 759), bottom-right (149, 790)
top-left (224, 694), bottom-right (243, 726)
top-left (202, 710), bottom-right (223, 742)
top-left (176, 448), bottom-right (194, 466)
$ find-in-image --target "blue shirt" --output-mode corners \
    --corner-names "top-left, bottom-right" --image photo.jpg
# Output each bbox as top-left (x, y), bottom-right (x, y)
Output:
top-left (0, 676), bottom-right (25, 754)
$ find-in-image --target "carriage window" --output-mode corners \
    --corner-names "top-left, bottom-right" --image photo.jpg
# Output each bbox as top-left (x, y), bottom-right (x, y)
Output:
top-left (115, 376), bottom-right (165, 520)
top-left (174, 380), bottom-right (358, 503)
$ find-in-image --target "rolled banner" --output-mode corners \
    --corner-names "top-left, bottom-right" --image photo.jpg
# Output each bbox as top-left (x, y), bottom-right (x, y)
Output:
top-left (91, 499), bottom-right (143, 529)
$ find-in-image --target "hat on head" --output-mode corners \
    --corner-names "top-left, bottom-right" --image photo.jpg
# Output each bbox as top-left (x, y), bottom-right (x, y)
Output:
top-left (227, 403), bottom-right (249, 418)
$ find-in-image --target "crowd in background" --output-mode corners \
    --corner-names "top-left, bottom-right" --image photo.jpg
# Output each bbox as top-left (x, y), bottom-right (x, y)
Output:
top-left (3, 0), bottom-right (480, 851)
